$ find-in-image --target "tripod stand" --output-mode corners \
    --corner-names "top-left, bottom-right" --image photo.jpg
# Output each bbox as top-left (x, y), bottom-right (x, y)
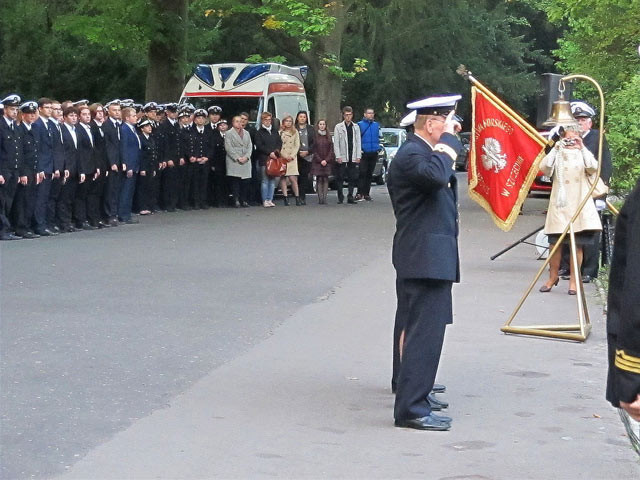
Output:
top-left (490, 225), bottom-right (548, 261)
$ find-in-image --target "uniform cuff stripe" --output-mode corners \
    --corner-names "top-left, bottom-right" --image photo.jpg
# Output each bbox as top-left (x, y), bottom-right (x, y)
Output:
top-left (434, 143), bottom-right (457, 162)
top-left (616, 349), bottom-right (640, 365)
top-left (615, 357), bottom-right (640, 374)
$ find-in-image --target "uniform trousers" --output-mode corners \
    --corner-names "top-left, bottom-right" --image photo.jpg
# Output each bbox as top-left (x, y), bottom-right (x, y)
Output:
top-left (57, 177), bottom-right (78, 228)
top-left (86, 175), bottom-right (103, 226)
top-left (33, 175), bottom-right (52, 232)
top-left (209, 170), bottom-right (228, 207)
top-left (103, 168), bottom-right (121, 220)
top-left (11, 173), bottom-right (37, 235)
top-left (0, 170), bottom-right (19, 234)
top-left (162, 164), bottom-right (179, 210)
top-left (334, 162), bottom-right (359, 201)
top-left (357, 151), bottom-right (378, 197)
top-left (393, 277), bottom-right (452, 421)
top-left (228, 176), bottom-right (249, 204)
top-left (137, 172), bottom-right (156, 212)
top-left (193, 162), bottom-right (209, 208)
top-left (179, 162), bottom-right (194, 209)
top-left (47, 176), bottom-right (63, 229)
top-left (118, 173), bottom-right (137, 221)
top-left (74, 177), bottom-right (90, 225)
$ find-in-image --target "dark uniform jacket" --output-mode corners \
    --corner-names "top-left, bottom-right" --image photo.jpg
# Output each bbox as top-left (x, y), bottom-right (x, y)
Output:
top-left (157, 119), bottom-right (180, 163)
top-left (179, 125), bottom-right (195, 160)
top-left (33, 117), bottom-right (54, 174)
top-left (17, 123), bottom-right (39, 176)
top-left (607, 177), bottom-right (640, 406)
top-left (103, 118), bottom-right (122, 169)
top-left (50, 120), bottom-right (65, 173)
top-left (60, 124), bottom-right (79, 177)
top-left (387, 132), bottom-right (461, 281)
top-left (0, 117), bottom-right (22, 176)
top-left (76, 124), bottom-right (97, 176)
top-left (210, 130), bottom-right (226, 173)
top-left (140, 133), bottom-right (158, 174)
top-left (190, 125), bottom-right (212, 159)
top-left (90, 120), bottom-right (109, 173)
top-left (583, 129), bottom-right (612, 186)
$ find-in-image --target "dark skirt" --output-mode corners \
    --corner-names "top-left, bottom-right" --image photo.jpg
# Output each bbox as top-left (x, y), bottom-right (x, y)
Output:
top-left (311, 160), bottom-right (332, 176)
top-left (548, 229), bottom-right (599, 247)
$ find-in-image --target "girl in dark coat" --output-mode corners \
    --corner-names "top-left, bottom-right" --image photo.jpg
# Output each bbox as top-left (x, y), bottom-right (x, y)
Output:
top-left (310, 119), bottom-right (335, 204)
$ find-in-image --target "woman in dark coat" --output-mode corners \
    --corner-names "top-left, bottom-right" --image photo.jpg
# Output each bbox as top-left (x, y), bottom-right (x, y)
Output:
top-left (310, 119), bottom-right (334, 204)
top-left (254, 112), bottom-right (282, 207)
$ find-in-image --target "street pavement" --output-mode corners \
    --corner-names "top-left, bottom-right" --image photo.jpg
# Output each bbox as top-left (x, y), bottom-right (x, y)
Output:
top-left (1, 176), bottom-right (638, 479)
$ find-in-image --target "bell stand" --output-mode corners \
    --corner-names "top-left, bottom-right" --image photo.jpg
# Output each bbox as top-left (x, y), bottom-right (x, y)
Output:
top-left (501, 74), bottom-right (616, 341)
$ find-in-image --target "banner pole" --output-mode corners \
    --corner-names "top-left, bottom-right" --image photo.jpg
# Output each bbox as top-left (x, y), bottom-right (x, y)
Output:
top-left (457, 65), bottom-right (546, 143)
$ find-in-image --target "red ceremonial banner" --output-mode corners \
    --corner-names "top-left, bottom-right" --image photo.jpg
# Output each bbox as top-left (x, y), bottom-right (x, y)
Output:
top-left (468, 87), bottom-right (547, 231)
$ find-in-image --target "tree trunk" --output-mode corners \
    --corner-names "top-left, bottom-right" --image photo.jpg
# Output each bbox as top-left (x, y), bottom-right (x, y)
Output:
top-left (313, 2), bottom-right (350, 130)
top-left (145, 0), bottom-right (188, 102)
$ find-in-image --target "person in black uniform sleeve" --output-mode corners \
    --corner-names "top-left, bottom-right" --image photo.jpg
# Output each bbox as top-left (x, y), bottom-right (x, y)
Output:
top-left (209, 119), bottom-right (228, 207)
top-left (137, 118), bottom-right (158, 215)
top-left (191, 109), bottom-right (211, 209)
top-left (387, 95), bottom-right (462, 431)
top-left (13, 101), bottom-right (41, 239)
top-left (32, 98), bottom-right (57, 236)
top-left (178, 108), bottom-right (195, 210)
top-left (158, 103), bottom-right (180, 212)
top-left (0, 94), bottom-right (23, 240)
top-left (607, 177), bottom-right (640, 420)
top-left (89, 103), bottom-right (110, 228)
top-left (46, 101), bottom-right (66, 233)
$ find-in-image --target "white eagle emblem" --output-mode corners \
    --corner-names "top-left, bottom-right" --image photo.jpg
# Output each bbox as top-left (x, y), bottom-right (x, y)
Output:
top-left (481, 138), bottom-right (508, 173)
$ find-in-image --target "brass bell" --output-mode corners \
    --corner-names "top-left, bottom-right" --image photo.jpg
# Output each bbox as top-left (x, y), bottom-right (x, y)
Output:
top-left (543, 91), bottom-right (578, 128)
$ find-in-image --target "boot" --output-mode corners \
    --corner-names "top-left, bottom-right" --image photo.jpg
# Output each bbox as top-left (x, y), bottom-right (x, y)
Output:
top-left (300, 195), bottom-right (306, 205)
top-left (283, 196), bottom-right (290, 206)
top-left (295, 196), bottom-right (302, 206)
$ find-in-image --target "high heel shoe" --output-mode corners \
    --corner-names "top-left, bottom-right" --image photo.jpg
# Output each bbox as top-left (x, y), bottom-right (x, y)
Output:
top-left (568, 289), bottom-right (577, 295)
top-left (539, 278), bottom-right (559, 293)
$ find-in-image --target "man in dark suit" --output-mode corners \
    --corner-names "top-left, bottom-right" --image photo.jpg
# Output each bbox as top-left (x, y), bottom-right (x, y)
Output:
top-left (31, 98), bottom-right (58, 236)
top-left (47, 101), bottom-right (66, 233)
top-left (103, 99), bottom-right (123, 226)
top-left (607, 177), bottom-right (640, 421)
top-left (57, 106), bottom-right (80, 232)
top-left (0, 94), bottom-right (23, 240)
top-left (387, 95), bottom-right (462, 431)
top-left (75, 105), bottom-right (99, 230)
top-left (12, 101), bottom-right (41, 239)
top-left (117, 107), bottom-right (141, 223)
top-left (89, 103), bottom-right (111, 228)
top-left (177, 107), bottom-right (194, 210)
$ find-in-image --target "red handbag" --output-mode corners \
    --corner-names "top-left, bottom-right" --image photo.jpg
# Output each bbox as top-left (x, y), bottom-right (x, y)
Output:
top-left (266, 155), bottom-right (287, 177)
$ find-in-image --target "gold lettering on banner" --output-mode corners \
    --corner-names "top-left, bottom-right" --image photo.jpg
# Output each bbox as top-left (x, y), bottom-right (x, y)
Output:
top-left (475, 170), bottom-right (491, 195)
top-left (504, 155), bottom-right (524, 195)
top-left (474, 118), bottom-right (515, 141)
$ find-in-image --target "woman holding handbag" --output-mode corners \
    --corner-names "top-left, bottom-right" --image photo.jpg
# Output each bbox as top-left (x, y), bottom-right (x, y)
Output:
top-left (279, 115), bottom-right (301, 206)
top-left (310, 119), bottom-right (334, 204)
top-left (539, 125), bottom-right (602, 295)
top-left (254, 112), bottom-right (282, 207)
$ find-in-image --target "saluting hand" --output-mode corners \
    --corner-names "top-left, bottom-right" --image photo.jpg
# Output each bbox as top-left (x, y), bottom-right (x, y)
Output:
top-left (444, 110), bottom-right (462, 135)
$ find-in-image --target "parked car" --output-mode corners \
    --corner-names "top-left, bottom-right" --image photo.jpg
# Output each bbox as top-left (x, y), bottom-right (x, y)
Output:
top-left (380, 127), bottom-right (408, 167)
top-left (455, 132), bottom-right (471, 171)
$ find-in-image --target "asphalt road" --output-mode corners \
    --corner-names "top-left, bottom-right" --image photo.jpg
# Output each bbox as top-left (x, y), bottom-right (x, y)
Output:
top-left (2, 178), bottom-right (637, 479)
top-left (1, 186), bottom-right (394, 479)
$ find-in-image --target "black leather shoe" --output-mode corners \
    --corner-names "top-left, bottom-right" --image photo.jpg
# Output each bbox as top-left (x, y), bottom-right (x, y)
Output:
top-left (558, 268), bottom-right (569, 277)
top-left (51, 225), bottom-right (62, 233)
top-left (347, 196), bottom-right (357, 204)
top-left (427, 393), bottom-right (449, 410)
top-left (432, 384), bottom-right (446, 394)
top-left (80, 222), bottom-right (98, 230)
top-left (395, 414), bottom-right (451, 431)
top-left (431, 412), bottom-right (453, 423)
top-left (36, 228), bottom-right (57, 236)
top-left (0, 232), bottom-right (20, 241)
top-left (582, 275), bottom-right (592, 283)
top-left (109, 218), bottom-right (119, 227)
top-left (97, 221), bottom-right (110, 229)
top-left (22, 231), bottom-right (40, 239)
top-left (561, 274), bottom-right (570, 281)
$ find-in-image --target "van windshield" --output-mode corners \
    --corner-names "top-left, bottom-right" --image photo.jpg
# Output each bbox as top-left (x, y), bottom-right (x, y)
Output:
top-left (183, 97), bottom-right (260, 125)
top-left (274, 95), bottom-right (309, 122)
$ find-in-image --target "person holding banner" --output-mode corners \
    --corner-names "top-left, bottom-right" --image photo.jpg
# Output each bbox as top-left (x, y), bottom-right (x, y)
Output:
top-left (538, 125), bottom-right (602, 295)
top-left (388, 95), bottom-right (462, 431)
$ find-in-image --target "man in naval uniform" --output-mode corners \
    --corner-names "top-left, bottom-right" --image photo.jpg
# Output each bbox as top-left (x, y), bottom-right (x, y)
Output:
top-left (387, 95), bottom-right (462, 431)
